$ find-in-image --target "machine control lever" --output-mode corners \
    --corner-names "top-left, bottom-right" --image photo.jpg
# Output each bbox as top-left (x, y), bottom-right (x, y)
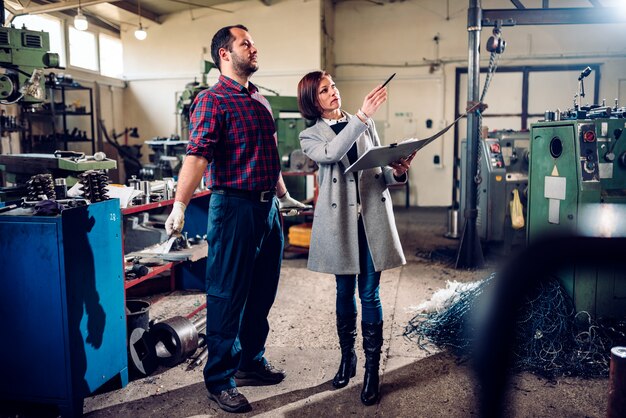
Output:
top-left (605, 129), bottom-right (623, 162)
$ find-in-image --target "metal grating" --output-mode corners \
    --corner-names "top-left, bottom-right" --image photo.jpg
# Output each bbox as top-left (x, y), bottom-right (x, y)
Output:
top-left (22, 33), bottom-right (42, 49)
top-left (0, 31), bottom-right (9, 46)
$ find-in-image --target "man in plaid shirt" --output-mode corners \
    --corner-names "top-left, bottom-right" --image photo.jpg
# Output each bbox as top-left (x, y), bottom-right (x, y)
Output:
top-left (166, 24), bottom-right (306, 413)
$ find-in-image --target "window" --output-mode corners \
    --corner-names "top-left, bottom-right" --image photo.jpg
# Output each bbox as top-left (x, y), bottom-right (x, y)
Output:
top-left (99, 33), bottom-right (123, 78)
top-left (68, 27), bottom-right (98, 72)
top-left (11, 13), bottom-right (66, 67)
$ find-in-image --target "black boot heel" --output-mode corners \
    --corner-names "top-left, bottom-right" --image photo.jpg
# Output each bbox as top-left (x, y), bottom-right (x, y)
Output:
top-left (332, 315), bottom-right (357, 389)
top-left (360, 321), bottom-right (383, 406)
top-left (333, 350), bottom-right (356, 388)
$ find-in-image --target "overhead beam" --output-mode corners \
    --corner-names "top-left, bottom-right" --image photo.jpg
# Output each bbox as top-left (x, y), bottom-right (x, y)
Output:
top-left (483, 7), bottom-right (626, 26)
top-left (5, 1), bottom-right (121, 33)
top-left (510, 0), bottom-right (525, 9)
top-left (111, 2), bottom-right (161, 25)
top-left (166, 0), bottom-right (234, 14)
top-left (9, 0), bottom-right (118, 16)
top-left (8, 1), bottom-right (160, 26)
top-left (77, 13), bottom-right (121, 33)
top-left (543, 0), bottom-right (549, 8)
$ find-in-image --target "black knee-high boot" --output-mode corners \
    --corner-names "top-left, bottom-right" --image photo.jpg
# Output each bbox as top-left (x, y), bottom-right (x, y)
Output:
top-left (361, 321), bottom-right (383, 405)
top-left (332, 315), bottom-right (357, 388)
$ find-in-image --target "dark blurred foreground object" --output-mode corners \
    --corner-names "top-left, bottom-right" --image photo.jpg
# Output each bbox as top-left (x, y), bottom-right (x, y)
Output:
top-left (474, 235), bottom-right (626, 418)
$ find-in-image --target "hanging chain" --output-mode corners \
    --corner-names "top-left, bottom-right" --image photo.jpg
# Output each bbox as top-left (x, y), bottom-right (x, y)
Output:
top-left (474, 50), bottom-right (501, 206)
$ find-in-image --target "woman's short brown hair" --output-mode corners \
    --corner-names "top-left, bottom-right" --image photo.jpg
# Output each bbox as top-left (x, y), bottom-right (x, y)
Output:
top-left (297, 70), bottom-right (331, 120)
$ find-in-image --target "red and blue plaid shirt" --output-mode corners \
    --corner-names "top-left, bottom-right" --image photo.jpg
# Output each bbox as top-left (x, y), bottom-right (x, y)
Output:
top-left (187, 75), bottom-right (280, 191)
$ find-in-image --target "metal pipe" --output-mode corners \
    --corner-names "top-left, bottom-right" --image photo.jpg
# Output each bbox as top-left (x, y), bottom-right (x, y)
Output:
top-left (456, 0), bottom-right (485, 269)
top-left (192, 315), bottom-right (207, 331)
top-left (608, 346), bottom-right (626, 418)
top-left (193, 346), bottom-right (209, 368)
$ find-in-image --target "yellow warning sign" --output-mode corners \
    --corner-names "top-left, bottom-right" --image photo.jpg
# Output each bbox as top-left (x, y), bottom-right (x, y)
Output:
top-left (551, 165), bottom-right (559, 177)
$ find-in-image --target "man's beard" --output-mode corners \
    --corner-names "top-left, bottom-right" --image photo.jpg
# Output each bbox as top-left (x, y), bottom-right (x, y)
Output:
top-left (231, 51), bottom-right (258, 78)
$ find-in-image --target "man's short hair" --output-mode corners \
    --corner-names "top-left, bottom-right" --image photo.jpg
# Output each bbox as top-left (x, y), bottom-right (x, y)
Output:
top-left (297, 70), bottom-right (330, 120)
top-left (211, 24), bottom-right (248, 71)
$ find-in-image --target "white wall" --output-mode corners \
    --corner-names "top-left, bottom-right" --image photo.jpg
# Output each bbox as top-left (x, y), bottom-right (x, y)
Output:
top-left (334, 0), bottom-right (626, 206)
top-left (120, 0), bottom-right (626, 205)
top-left (122, 0), bottom-right (322, 157)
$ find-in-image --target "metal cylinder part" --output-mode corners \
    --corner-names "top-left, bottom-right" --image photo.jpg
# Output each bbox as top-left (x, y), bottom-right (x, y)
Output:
top-left (129, 327), bottom-right (157, 376)
top-left (151, 316), bottom-right (199, 367)
top-left (128, 176), bottom-right (141, 190)
top-left (544, 110), bottom-right (555, 122)
top-left (126, 299), bottom-right (151, 337)
top-left (93, 151), bottom-right (106, 161)
top-left (444, 207), bottom-right (460, 239)
top-left (608, 346), bottom-right (626, 418)
top-left (162, 177), bottom-right (175, 200)
top-left (192, 315), bottom-right (207, 331)
top-left (140, 181), bottom-right (151, 204)
top-left (54, 178), bottom-right (67, 200)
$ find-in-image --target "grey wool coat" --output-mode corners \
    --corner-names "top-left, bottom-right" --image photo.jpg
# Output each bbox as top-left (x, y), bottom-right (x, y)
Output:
top-left (299, 113), bottom-right (407, 275)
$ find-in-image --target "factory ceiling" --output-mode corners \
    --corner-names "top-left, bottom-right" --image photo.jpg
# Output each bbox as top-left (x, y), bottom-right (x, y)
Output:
top-left (2, 0), bottom-right (625, 34)
top-left (3, 0), bottom-right (259, 33)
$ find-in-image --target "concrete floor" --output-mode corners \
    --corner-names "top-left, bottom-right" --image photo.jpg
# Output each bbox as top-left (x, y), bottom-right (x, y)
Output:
top-left (8, 207), bottom-right (610, 417)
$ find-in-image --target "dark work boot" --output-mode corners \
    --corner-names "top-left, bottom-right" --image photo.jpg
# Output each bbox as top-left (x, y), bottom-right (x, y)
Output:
top-left (360, 321), bottom-right (383, 406)
top-left (332, 315), bottom-right (357, 389)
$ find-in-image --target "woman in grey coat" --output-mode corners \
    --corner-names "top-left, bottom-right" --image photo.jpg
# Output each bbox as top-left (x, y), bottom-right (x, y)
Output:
top-left (296, 71), bottom-right (414, 406)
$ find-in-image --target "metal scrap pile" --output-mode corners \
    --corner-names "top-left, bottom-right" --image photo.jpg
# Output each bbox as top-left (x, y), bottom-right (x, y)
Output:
top-left (404, 274), bottom-right (626, 380)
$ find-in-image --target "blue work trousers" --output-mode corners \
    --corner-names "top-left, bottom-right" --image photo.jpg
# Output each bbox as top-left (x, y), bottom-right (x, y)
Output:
top-left (202, 193), bottom-right (284, 393)
top-left (335, 218), bottom-right (382, 324)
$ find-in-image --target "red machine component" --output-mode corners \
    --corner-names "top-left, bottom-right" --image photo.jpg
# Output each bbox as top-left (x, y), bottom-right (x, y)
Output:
top-left (584, 130), bottom-right (596, 142)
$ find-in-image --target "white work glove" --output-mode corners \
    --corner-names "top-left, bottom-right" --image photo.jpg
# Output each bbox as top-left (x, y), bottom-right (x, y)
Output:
top-left (165, 201), bottom-right (186, 236)
top-left (278, 192), bottom-right (308, 216)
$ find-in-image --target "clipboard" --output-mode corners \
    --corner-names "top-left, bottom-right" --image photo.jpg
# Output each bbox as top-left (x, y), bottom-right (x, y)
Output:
top-left (344, 103), bottom-right (481, 174)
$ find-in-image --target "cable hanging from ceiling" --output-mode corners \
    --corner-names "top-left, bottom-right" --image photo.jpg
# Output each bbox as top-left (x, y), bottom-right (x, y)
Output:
top-left (135, 0), bottom-right (147, 40)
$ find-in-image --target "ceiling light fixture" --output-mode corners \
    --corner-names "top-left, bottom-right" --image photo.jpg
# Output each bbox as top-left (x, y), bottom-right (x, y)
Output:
top-left (74, 0), bottom-right (88, 31)
top-left (134, 0), bottom-right (147, 40)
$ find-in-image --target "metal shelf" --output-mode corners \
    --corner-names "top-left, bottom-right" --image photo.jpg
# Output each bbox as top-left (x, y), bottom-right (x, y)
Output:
top-left (124, 261), bottom-right (177, 290)
top-left (21, 84), bottom-right (96, 154)
top-left (122, 190), bottom-right (211, 292)
top-left (122, 190), bottom-right (210, 215)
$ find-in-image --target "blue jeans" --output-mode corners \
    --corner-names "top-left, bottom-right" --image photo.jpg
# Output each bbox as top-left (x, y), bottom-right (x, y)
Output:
top-left (202, 193), bottom-right (284, 393)
top-left (335, 218), bottom-right (382, 324)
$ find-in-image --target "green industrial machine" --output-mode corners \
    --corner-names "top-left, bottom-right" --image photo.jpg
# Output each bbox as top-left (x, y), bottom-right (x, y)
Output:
top-left (527, 100), bottom-right (626, 318)
top-left (460, 130), bottom-right (529, 253)
top-left (174, 64), bottom-right (313, 200)
top-left (176, 61), bottom-right (217, 141)
top-left (0, 26), bottom-right (59, 104)
top-left (267, 96), bottom-right (314, 202)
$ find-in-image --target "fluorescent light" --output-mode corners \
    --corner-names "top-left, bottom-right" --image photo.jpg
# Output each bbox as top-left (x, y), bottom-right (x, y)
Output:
top-left (74, 9), bottom-right (88, 31)
top-left (134, 24), bottom-right (147, 40)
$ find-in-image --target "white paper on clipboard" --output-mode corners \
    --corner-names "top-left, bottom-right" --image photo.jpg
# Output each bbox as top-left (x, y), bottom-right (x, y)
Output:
top-left (344, 104), bottom-right (479, 174)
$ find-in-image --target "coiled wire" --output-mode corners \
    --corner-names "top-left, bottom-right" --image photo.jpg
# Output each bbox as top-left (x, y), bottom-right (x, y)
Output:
top-left (404, 274), bottom-right (626, 380)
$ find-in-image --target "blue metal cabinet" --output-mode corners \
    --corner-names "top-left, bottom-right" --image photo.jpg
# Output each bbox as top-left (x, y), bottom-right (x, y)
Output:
top-left (0, 199), bottom-right (128, 417)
